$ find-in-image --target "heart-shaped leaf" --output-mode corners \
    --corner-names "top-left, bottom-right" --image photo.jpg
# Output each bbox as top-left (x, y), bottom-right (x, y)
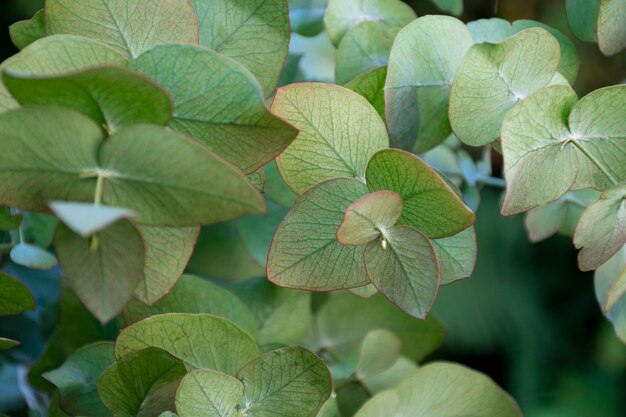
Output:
top-left (574, 183), bottom-right (626, 271)
top-left (267, 178), bottom-right (370, 290)
top-left (46, 0), bottom-right (199, 58)
top-left (133, 226), bottom-right (200, 305)
top-left (336, 191), bottom-right (403, 246)
top-left (324, 0), bottom-right (416, 46)
top-left (49, 202), bottom-right (134, 238)
top-left (0, 272), bottom-right (35, 315)
top-left (10, 243), bottom-right (57, 270)
top-left (130, 44), bottom-right (297, 174)
top-left (449, 28), bottom-right (561, 146)
top-left (501, 85), bottom-right (626, 215)
top-left (385, 15), bottom-right (474, 152)
top-left (8, 9), bottom-right (45, 50)
top-left (432, 226), bottom-right (477, 285)
top-left (366, 149), bottom-right (475, 238)
top-left (364, 225), bottom-right (439, 319)
top-left (595, 247), bottom-right (626, 343)
top-left (272, 83), bottom-right (389, 194)
top-left (598, 0), bottom-right (626, 56)
top-left (3, 66), bottom-right (173, 131)
top-left (188, 0), bottom-right (290, 95)
top-left (54, 219), bottom-right (145, 323)
top-left (176, 370), bottom-right (244, 417)
top-left (115, 313), bottom-right (260, 375)
top-left (98, 348), bottom-right (187, 417)
top-left (346, 66), bottom-right (388, 121)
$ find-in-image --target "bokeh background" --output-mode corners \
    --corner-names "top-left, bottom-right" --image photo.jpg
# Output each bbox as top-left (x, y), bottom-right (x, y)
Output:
top-left (1, 0), bottom-right (625, 416)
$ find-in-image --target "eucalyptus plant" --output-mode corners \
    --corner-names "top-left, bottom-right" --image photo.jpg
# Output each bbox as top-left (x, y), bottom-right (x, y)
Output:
top-left (0, 0), bottom-right (625, 416)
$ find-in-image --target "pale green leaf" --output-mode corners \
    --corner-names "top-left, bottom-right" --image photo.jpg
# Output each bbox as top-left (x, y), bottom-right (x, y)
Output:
top-left (9, 9), bottom-right (46, 50)
top-left (115, 313), bottom-right (260, 375)
top-left (337, 191), bottom-right (403, 246)
top-left (574, 183), bottom-right (626, 271)
top-left (595, 246), bottom-right (626, 343)
top-left (501, 85), bottom-right (626, 215)
top-left (43, 342), bottom-right (116, 417)
top-left (449, 28), bottom-right (561, 146)
top-left (349, 283), bottom-right (379, 299)
top-left (125, 274), bottom-right (258, 339)
top-left (361, 356), bottom-right (418, 394)
top-left (598, 0), bottom-right (626, 55)
top-left (356, 329), bottom-right (402, 380)
top-left (0, 272), bottom-right (35, 315)
top-left (430, 0), bottom-right (463, 15)
top-left (272, 83), bottom-right (389, 194)
top-left (267, 178), bottom-right (370, 290)
top-left (10, 243), bottom-right (57, 270)
top-left (366, 149), bottom-right (475, 238)
top-left (237, 347), bottom-right (332, 417)
top-left (566, 0), bottom-right (600, 42)
top-left (336, 22), bottom-right (396, 85)
top-left (49, 202), bottom-right (134, 238)
top-left (432, 226), bottom-right (477, 285)
top-left (134, 226), bottom-right (200, 305)
top-left (0, 338), bottom-right (19, 350)
top-left (54, 219), bottom-right (145, 323)
top-left (46, 0), bottom-right (199, 58)
top-left (364, 225), bottom-right (439, 319)
top-left (130, 44), bottom-right (297, 174)
top-left (98, 348), bottom-right (187, 417)
top-left (176, 370), bottom-right (244, 417)
top-left (385, 15), bottom-right (473, 152)
top-left (3, 66), bottom-right (173, 131)
top-left (316, 397), bottom-right (341, 417)
top-left (467, 18), bottom-right (515, 43)
top-left (324, 0), bottom-right (416, 46)
top-left (345, 66), bottom-right (387, 121)
top-left (188, 0), bottom-right (290, 94)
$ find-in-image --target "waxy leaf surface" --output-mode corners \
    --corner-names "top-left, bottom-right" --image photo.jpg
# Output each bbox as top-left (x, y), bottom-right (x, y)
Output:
top-left (10, 243), bottom-right (57, 270)
top-left (598, 0), bottom-right (626, 55)
top-left (346, 66), bottom-right (387, 121)
top-left (176, 370), bottom-right (244, 417)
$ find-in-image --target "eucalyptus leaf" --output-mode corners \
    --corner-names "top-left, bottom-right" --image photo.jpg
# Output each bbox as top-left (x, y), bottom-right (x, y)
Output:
top-left (432, 226), bottom-right (477, 285)
top-left (355, 329), bottom-right (402, 380)
top-left (46, 0), bottom-right (199, 58)
top-left (188, 0), bottom-right (290, 95)
top-left (49, 202), bottom-right (134, 238)
top-left (574, 183), bottom-right (626, 271)
top-left (8, 9), bottom-right (46, 50)
top-left (364, 225), bottom-right (439, 319)
top-left (0, 272), bottom-right (34, 315)
top-left (361, 356), bottom-right (418, 394)
top-left (566, 0), bottom-right (600, 42)
top-left (366, 149), bottom-right (475, 238)
top-left (115, 313), bottom-right (260, 375)
top-left (267, 178), bottom-right (370, 290)
top-left (385, 15), bottom-right (474, 152)
top-left (501, 85), bottom-right (626, 215)
top-left (349, 283), bottom-right (379, 299)
top-left (430, 0), bottom-right (463, 15)
top-left (130, 44), bottom-right (297, 174)
top-left (324, 0), bottom-right (416, 46)
top-left (176, 370), bottom-right (244, 417)
top-left (449, 28), bottom-right (562, 146)
top-left (0, 338), bottom-right (19, 350)
top-left (290, 0), bottom-right (328, 36)
top-left (595, 246), bottom-right (626, 343)
top-left (345, 66), bottom-right (387, 121)
top-left (264, 161), bottom-right (297, 208)
top-left (237, 200), bottom-right (289, 267)
top-left (54, 219), bottom-right (145, 324)
top-left (43, 341), bottom-right (116, 417)
top-left (10, 243), bottom-right (57, 270)
top-left (597, 0), bottom-right (626, 55)
top-left (272, 83), bottom-right (389, 194)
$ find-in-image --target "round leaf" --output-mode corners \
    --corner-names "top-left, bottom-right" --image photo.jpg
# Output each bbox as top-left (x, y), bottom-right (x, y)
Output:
top-left (356, 329), bottom-right (403, 380)
top-left (176, 370), bottom-right (244, 417)
top-left (0, 272), bottom-right (35, 315)
top-left (598, 0), bottom-right (626, 55)
top-left (345, 66), bottom-right (388, 121)
top-left (10, 243), bottom-right (57, 270)
top-left (595, 247), bottom-right (626, 343)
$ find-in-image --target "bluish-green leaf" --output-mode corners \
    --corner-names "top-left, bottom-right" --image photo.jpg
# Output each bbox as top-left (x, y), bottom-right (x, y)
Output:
top-left (10, 243), bottom-right (57, 270)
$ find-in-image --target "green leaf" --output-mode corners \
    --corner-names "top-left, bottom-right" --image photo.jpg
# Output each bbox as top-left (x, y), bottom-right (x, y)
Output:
top-left (345, 66), bottom-right (387, 121)
top-left (46, 0), bottom-right (199, 58)
top-left (0, 272), bottom-right (34, 315)
top-left (598, 0), bottom-right (626, 55)
top-left (336, 22), bottom-right (396, 85)
top-left (176, 370), bottom-right (244, 417)
top-left (525, 189), bottom-right (600, 243)
top-left (188, 0), bottom-right (290, 95)
top-left (134, 226), bottom-right (199, 305)
top-left (124, 274), bottom-right (258, 339)
top-left (267, 178), bottom-right (370, 290)
top-left (317, 293), bottom-right (446, 361)
top-left (449, 28), bottom-right (561, 146)
top-left (0, 338), bottom-right (19, 350)
top-left (430, 0), bottom-right (463, 15)
top-left (355, 362), bottom-right (522, 416)
top-left (0, 208), bottom-right (22, 230)
top-left (55, 219), bottom-right (144, 323)
top-left (432, 226), bottom-right (477, 285)
top-left (264, 161), bottom-right (297, 208)
top-left (272, 83), bottom-right (389, 194)
top-left (385, 15), bottom-right (474, 152)
top-left (467, 18), bottom-right (515, 43)
top-left (574, 183), bottom-right (626, 271)
top-left (115, 313), bottom-right (260, 375)
top-left (336, 191), bottom-right (403, 246)
top-left (237, 346), bottom-right (332, 416)
top-left (566, 0), bottom-right (600, 42)
top-left (501, 85), bottom-right (626, 215)
top-left (9, 9), bottom-right (46, 50)
top-left (595, 246), bottom-right (626, 343)
top-left (10, 243), bottom-right (57, 270)
top-left (248, 169), bottom-right (266, 193)
top-left (361, 356), bottom-right (418, 394)
top-left (355, 329), bottom-right (402, 380)
top-left (49, 202), bottom-right (134, 238)
top-left (237, 200), bottom-right (289, 266)
top-left (98, 348), bottom-right (187, 417)
top-left (130, 44), bottom-right (297, 174)
top-left (3, 66), bottom-right (173, 131)
top-left (290, 0), bottom-right (327, 37)
top-left (26, 212), bottom-right (58, 248)
top-left (324, 0), bottom-right (416, 46)
top-left (43, 342), bottom-right (116, 417)
top-left (366, 149), bottom-right (475, 238)
top-left (364, 225), bottom-right (439, 319)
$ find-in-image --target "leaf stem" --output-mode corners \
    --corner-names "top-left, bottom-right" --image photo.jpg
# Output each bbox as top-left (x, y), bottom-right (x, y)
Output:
top-left (570, 139), bottom-right (619, 185)
top-left (94, 173), bottom-right (104, 207)
top-left (476, 175), bottom-right (506, 188)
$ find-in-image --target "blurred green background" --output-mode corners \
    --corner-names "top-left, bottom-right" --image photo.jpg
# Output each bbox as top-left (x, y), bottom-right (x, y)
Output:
top-left (1, 0), bottom-right (625, 416)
